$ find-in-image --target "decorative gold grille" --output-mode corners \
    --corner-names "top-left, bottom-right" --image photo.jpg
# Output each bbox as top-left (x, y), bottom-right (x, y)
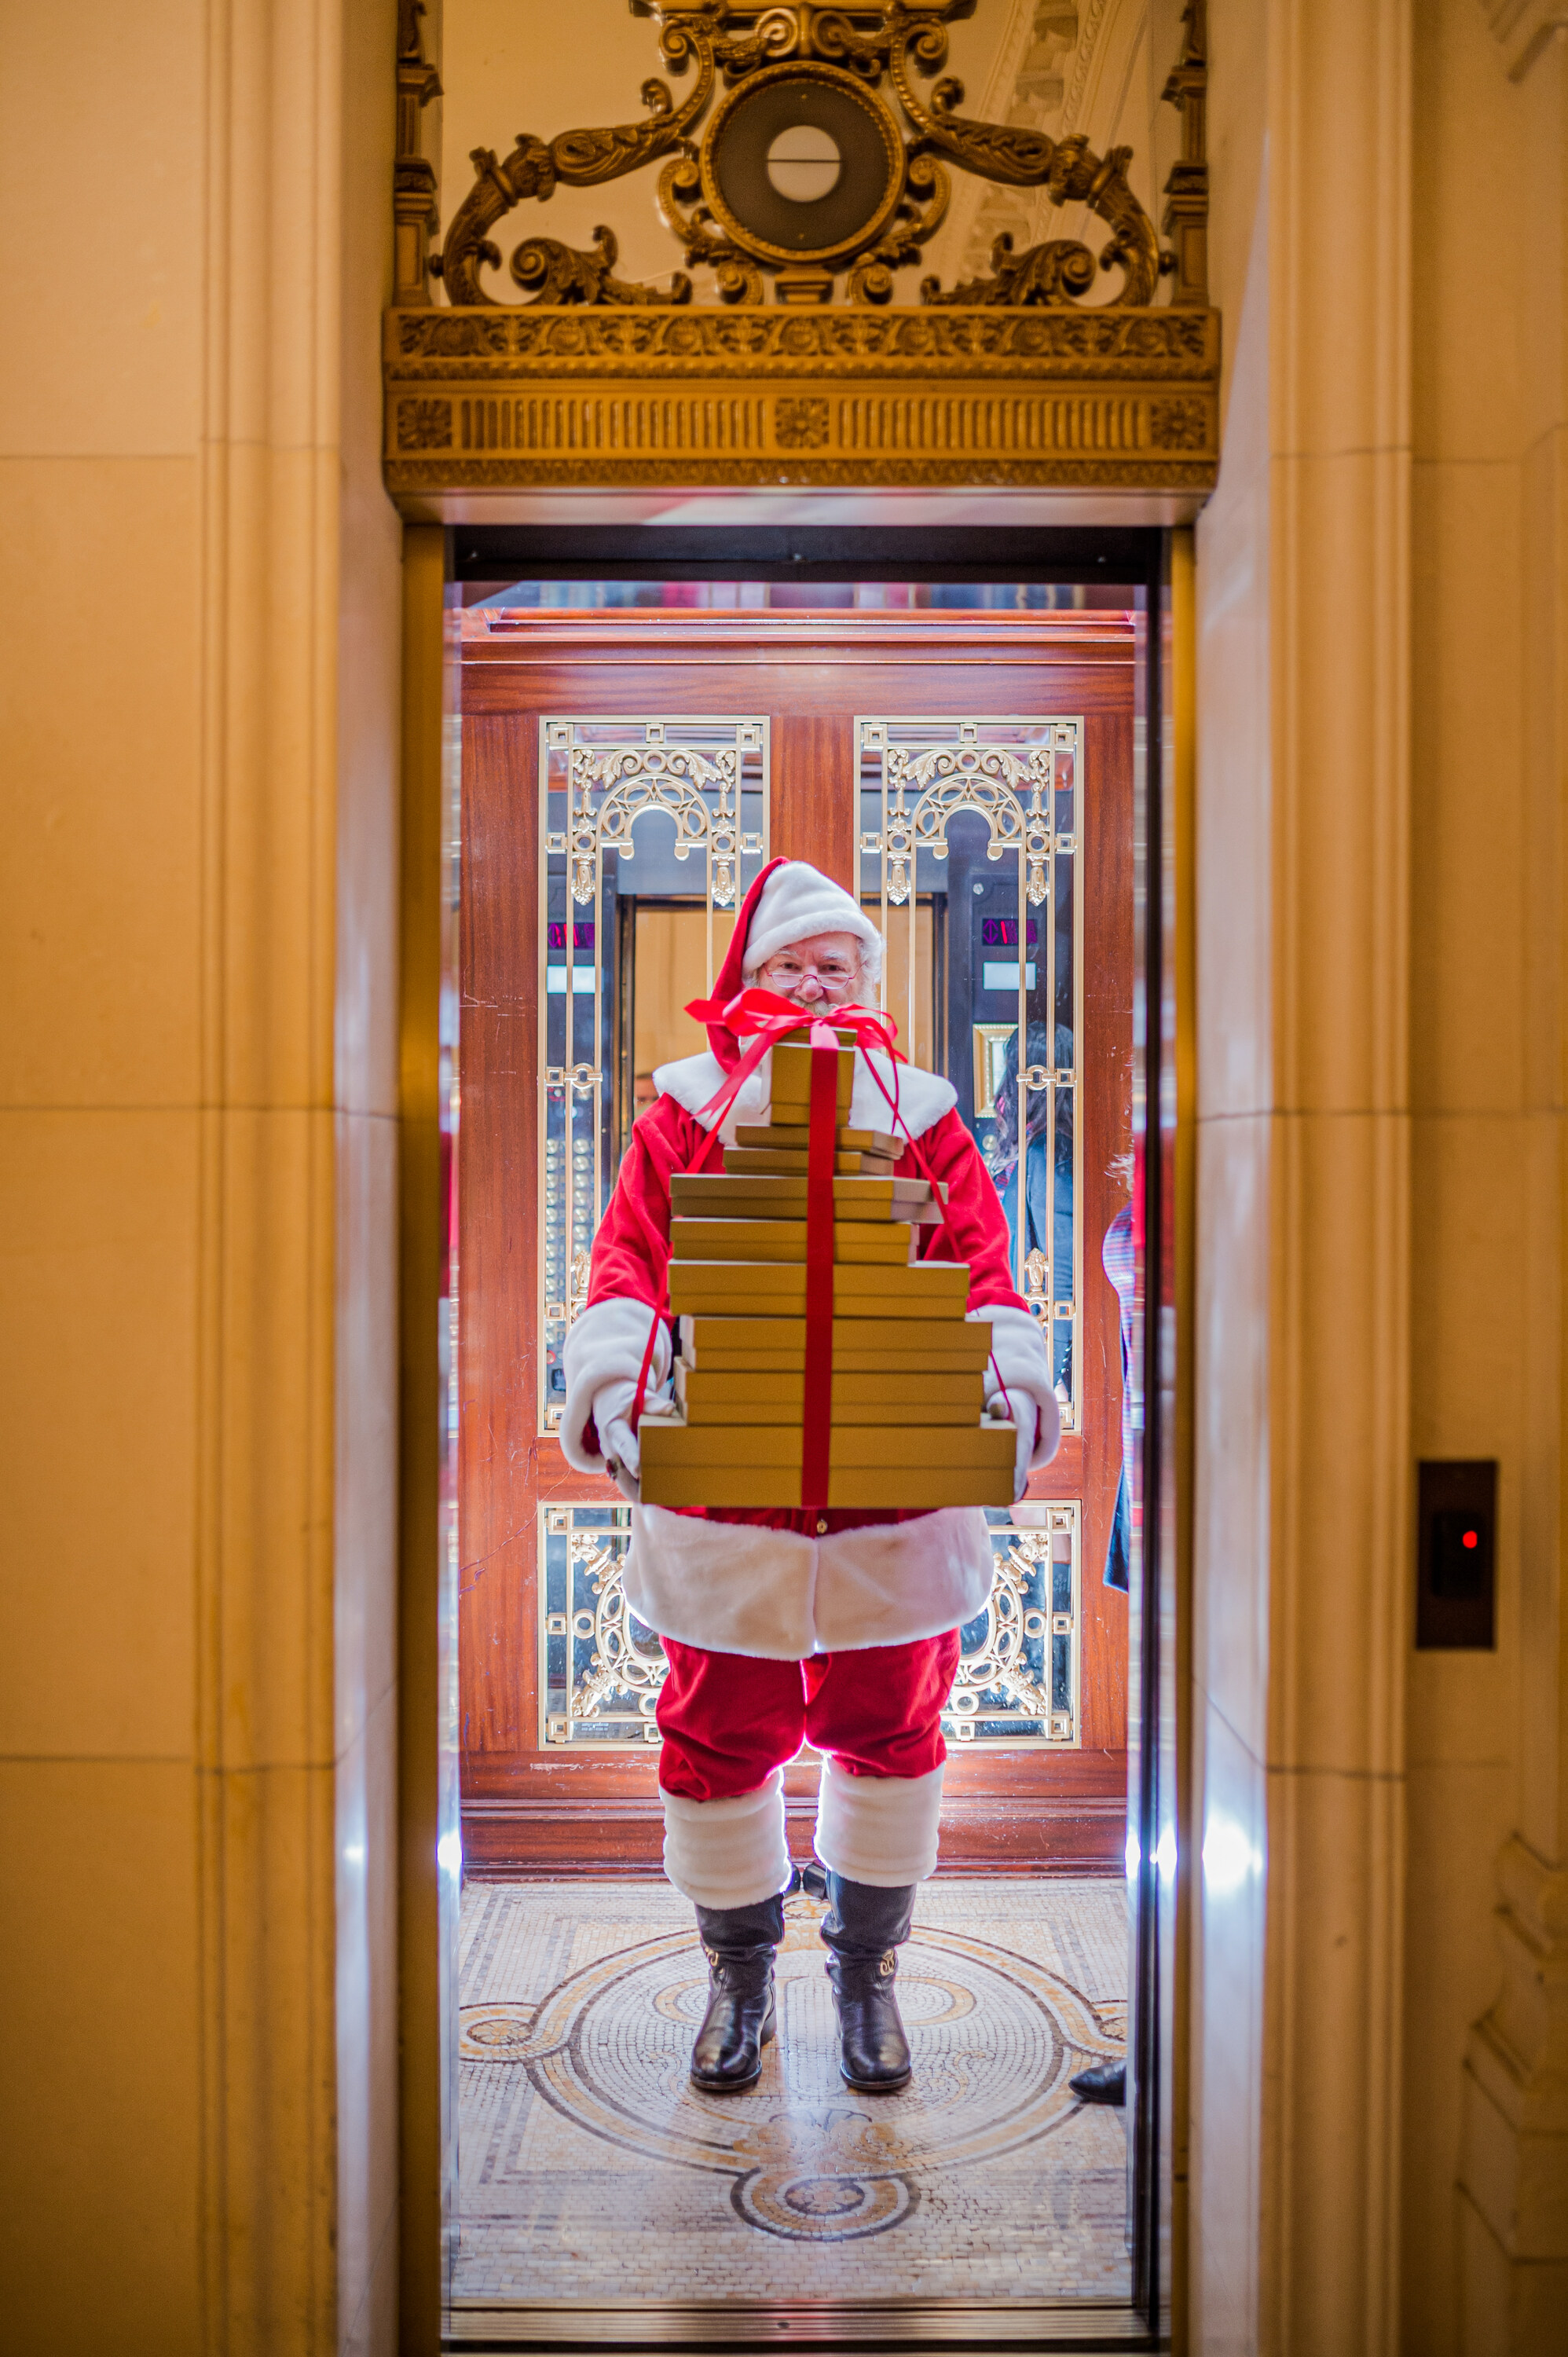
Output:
top-left (538, 715), bottom-right (769, 1430)
top-left (539, 1503), bottom-right (1080, 1750)
top-left (386, 2), bottom-right (1217, 500)
top-left (540, 1503), bottom-right (664, 1748)
top-left (855, 714), bottom-right (1083, 1428)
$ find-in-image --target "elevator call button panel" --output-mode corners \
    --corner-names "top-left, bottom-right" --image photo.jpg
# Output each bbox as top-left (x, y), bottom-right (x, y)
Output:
top-left (1416, 1460), bottom-right (1497, 1651)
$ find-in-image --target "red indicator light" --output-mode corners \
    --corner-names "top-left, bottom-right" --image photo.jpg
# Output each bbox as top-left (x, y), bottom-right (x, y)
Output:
top-left (1420, 1469), bottom-right (1496, 1643)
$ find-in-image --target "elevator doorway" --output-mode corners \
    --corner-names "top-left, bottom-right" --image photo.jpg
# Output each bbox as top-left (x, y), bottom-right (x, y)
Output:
top-left (438, 537), bottom-right (1178, 2345)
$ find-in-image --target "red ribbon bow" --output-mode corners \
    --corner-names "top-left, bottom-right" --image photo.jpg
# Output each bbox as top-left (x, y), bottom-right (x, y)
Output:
top-left (678, 989), bottom-right (903, 1169)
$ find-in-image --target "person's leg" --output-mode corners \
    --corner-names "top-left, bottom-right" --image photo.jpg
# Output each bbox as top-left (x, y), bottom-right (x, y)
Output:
top-left (657, 1640), bottom-right (806, 2091)
top-left (803, 1631), bottom-right (961, 2091)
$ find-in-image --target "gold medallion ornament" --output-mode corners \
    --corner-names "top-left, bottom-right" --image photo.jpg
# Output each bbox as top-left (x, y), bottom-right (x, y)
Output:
top-left (387, 0), bottom-right (1218, 497)
top-left (691, 61), bottom-right (913, 290)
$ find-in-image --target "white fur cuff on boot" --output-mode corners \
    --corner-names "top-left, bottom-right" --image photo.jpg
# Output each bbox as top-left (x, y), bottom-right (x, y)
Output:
top-left (814, 1757), bottom-right (945, 1887)
top-left (661, 1771), bottom-right (792, 1908)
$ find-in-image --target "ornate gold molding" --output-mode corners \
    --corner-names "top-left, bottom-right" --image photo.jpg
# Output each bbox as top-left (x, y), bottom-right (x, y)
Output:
top-left (394, 0), bottom-right (442, 305)
top-left (404, 0), bottom-right (1197, 313)
top-left (1160, 1), bottom-right (1208, 307)
top-left (390, 304), bottom-right (1215, 368)
top-left (888, 12), bottom-right (1162, 307)
top-left (437, 12), bottom-right (717, 306)
top-left (384, 302), bottom-right (1216, 493)
top-left (384, 0), bottom-right (1218, 501)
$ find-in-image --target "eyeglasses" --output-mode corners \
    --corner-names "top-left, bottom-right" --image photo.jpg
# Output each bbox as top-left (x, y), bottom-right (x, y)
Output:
top-left (758, 955), bottom-right (859, 991)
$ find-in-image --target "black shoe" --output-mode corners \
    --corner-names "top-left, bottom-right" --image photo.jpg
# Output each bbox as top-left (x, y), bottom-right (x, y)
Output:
top-left (820, 1873), bottom-right (915, 2094)
top-left (690, 1897), bottom-right (783, 2093)
top-left (1069, 2059), bottom-right (1126, 2106)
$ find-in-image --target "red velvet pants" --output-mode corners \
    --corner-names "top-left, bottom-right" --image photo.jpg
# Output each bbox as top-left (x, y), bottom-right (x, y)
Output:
top-left (655, 1630), bottom-right (962, 1802)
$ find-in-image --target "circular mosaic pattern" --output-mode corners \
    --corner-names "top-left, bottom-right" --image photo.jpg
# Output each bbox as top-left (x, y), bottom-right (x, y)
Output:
top-left (737, 2163), bottom-right (914, 2241)
top-left (460, 1908), bottom-right (1123, 2243)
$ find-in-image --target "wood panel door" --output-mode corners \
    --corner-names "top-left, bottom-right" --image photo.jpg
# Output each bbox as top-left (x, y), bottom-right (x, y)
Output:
top-left (456, 610), bottom-right (1134, 1875)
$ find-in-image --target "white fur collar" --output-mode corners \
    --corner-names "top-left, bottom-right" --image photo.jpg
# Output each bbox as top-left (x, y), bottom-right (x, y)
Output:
top-left (653, 1045), bottom-right (957, 1141)
top-left (652, 1051), bottom-right (768, 1138)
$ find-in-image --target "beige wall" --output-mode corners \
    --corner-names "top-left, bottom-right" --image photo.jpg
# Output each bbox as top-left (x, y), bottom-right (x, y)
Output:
top-left (1195, 2), bottom-right (1568, 2350)
top-left (0, 1), bottom-right (402, 2351)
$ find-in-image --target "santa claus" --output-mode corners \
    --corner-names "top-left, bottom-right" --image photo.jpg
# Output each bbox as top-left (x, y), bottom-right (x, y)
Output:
top-left (561, 858), bottom-right (1060, 2094)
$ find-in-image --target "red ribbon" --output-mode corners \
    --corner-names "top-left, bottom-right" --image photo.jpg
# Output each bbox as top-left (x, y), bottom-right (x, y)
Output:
top-left (800, 1025), bottom-right (839, 1509)
top-left (627, 1298), bottom-right (664, 1442)
top-left (848, 1038), bottom-right (1019, 1429)
top-left (626, 992), bottom-right (882, 1442)
top-left (628, 984), bottom-right (1022, 1471)
top-left (675, 989), bottom-right (943, 1508)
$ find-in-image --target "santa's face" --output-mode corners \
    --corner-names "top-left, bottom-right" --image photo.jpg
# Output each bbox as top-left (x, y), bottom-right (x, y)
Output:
top-left (753, 929), bottom-right (865, 1010)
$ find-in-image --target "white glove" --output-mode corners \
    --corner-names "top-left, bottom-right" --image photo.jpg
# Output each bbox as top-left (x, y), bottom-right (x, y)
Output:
top-left (1011, 1402), bottom-right (1039, 1502)
top-left (973, 1304), bottom-right (1058, 1501)
top-left (984, 1395), bottom-right (1039, 1503)
top-left (592, 1378), bottom-right (643, 1505)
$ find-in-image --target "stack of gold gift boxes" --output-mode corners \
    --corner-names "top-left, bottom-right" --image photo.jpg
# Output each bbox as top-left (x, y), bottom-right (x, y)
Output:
top-left (639, 1033), bottom-right (1017, 1510)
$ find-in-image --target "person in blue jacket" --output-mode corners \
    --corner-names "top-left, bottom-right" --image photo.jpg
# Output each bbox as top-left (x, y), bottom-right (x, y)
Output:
top-left (987, 1021), bottom-right (1075, 1394)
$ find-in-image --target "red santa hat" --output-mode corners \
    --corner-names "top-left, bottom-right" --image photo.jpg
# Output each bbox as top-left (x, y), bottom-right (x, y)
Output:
top-left (701, 858), bottom-right (884, 1068)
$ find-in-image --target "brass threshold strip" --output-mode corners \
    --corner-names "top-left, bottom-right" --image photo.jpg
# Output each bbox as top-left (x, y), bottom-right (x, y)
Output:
top-left (443, 2298), bottom-right (1155, 2350)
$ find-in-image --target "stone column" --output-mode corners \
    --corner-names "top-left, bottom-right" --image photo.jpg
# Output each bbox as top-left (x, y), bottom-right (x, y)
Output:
top-left (1195, 0), bottom-right (1413, 2345)
top-left (0, 1), bottom-right (401, 2348)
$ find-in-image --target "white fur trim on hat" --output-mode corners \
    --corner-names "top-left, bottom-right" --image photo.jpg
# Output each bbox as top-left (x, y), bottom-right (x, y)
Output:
top-left (741, 861), bottom-right (883, 984)
top-left (814, 1757), bottom-right (945, 1886)
top-left (660, 1771), bottom-right (793, 1907)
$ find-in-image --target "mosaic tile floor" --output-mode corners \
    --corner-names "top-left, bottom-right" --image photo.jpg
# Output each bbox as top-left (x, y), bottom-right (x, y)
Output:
top-left (455, 1875), bottom-right (1131, 2310)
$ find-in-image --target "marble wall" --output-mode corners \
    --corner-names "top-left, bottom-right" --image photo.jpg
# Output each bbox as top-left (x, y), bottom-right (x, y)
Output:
top-left (1191, 9), bottom-right (1271, 2337)
top-left (1194, 2), bottom-right (1567, 2350)
top-left (1431, 15), bottom-right (1568, 2349)
top-left (0, 2), bottom-right (403, 2350)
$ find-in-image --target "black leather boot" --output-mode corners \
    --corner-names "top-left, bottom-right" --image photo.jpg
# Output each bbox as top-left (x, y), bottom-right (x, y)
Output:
top-left (820, 1873), bottom-right (915, 2093)
top-left (1068, 2058), bottom-right (1126, 2106)
top-left (690, 1894), bottom-right (783, 2092)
